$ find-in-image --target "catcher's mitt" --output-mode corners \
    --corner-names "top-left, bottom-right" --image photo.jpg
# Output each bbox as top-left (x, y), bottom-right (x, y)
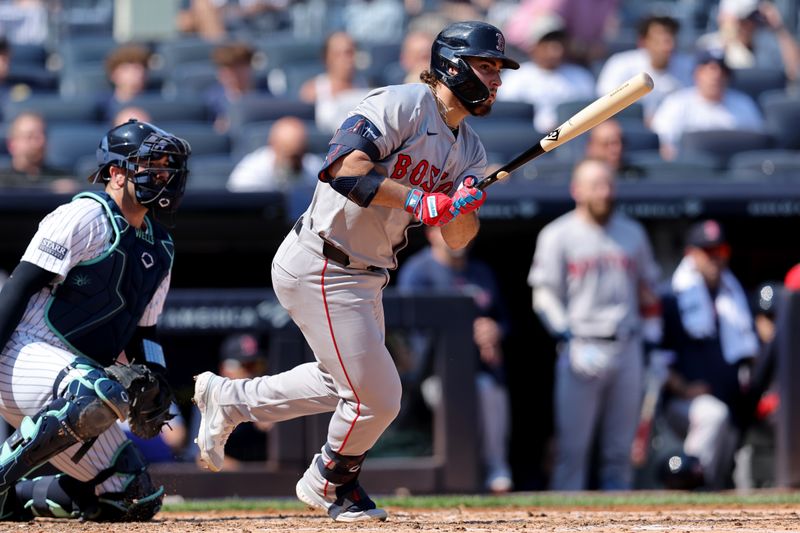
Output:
top-left (105, 363), bottom-right (175, 439)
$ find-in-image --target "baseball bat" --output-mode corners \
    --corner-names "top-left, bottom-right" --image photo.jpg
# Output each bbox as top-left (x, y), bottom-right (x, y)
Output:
top-left (475, 72), bottom-right (654, 190)
top-left (630, 367), bottom-right (662, 467)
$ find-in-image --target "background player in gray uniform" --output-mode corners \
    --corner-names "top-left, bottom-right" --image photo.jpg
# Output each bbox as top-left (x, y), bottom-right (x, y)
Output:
top-left (528, 158), bottom-right (661, 491)
top-left (0, 120), bottom-right (190, 521)
top-left (193, 21), bottom-right (519, 521)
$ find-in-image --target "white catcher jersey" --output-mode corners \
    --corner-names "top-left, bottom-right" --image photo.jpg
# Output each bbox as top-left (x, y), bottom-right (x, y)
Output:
top-left (528, 211), bottom-right (660, 339)
top-left (304, 83), bottom-right (488, 269)
top-left (12, 198), bottom-right (171, 352)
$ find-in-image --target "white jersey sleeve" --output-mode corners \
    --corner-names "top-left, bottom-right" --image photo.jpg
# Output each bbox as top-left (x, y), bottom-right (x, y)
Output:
top-left (139, 271), bottom-right (171, 327)
top-left (21, 198), bottom-right (112, 282)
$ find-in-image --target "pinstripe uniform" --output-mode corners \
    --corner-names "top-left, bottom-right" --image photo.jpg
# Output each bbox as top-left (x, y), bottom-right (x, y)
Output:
top-left (0, 197), bottom-right (170, 495)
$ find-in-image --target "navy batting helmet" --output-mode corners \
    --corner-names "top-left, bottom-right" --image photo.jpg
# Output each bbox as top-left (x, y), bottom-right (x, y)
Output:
top-left (89, 119), bottom-right (191, 216)
top-left (431, 21), bottom-right (519, 105)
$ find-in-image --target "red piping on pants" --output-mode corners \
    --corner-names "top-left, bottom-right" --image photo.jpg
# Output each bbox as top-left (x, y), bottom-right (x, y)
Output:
top-left (320, 258), bottom-right (361, 496)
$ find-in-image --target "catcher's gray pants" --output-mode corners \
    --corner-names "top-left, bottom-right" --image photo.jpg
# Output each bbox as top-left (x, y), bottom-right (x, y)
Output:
top-left (550, 336), bottom-right (643, 491)
top-left (217, 228), bottom-right (401, 458)
top-left (0, 338), bottom-right (128, 494)
top-left (665, 394), bottom-right (739, 489)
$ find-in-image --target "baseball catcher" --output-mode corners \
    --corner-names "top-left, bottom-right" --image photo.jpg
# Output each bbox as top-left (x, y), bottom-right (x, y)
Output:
top-left (0, 119), bottom-right (189, 521)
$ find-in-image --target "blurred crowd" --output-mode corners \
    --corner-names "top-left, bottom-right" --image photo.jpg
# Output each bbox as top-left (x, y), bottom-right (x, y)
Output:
top-left (0, 0), bottom-right (798, 494)
top-left (0, 0), bottom-right (796, 193)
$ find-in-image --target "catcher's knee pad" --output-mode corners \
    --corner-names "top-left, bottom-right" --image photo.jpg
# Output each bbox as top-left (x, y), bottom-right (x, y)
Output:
top-left (13, 441), bottom-right (162, 522)
top-left (0, 363), bottom-right (129, 494)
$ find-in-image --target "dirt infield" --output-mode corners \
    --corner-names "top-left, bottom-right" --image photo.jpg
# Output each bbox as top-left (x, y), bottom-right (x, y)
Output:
top-left (2, 506), bottom-right (800, 533)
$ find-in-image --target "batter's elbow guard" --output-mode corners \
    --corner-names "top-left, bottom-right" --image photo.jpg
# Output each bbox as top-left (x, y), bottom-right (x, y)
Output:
top-left (329, 172), bottom-right (385, 207)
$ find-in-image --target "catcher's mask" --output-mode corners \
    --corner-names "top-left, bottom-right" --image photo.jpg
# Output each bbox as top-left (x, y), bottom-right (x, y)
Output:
top-left (89, 119), bottom-right (192, 216)
top-left (431, 21), bottom-right (519, 107)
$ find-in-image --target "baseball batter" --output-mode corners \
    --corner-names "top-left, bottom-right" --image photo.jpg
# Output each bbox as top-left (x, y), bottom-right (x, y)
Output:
top-left (528, 158), bottom-right (660, 490)
top-left (0, 120), bottom-right (190, 521)
top-left (194, 21), bottom-right (519, 521)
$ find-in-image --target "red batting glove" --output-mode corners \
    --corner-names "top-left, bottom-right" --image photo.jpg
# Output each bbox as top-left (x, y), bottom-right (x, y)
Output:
top-left (404, 188), bottom-right (455, 226)
top-left (451, 176), bottom-right (486, 215)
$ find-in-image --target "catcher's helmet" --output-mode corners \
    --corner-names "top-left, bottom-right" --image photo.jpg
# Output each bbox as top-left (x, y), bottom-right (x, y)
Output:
top-left (431, 20), bottom-right (519, 105)
top-left (89, 119), bottom-right (191, 215)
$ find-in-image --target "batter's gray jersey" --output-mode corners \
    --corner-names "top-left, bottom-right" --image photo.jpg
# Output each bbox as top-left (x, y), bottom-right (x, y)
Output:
top-left (528, 211), bottom-right (660, 338)
top-left (304, 83), bottom-right (488, 269)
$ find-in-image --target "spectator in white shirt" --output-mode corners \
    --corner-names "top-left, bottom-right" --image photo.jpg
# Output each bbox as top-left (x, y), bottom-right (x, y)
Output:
top-left (596, 15), bottom-right (693, 124)
top-left (650, 49), bottom-right (764, 160)
top-left (227, 116), bottom-right (323, 192)
top-left (497, 12), bottom-right (595, 133)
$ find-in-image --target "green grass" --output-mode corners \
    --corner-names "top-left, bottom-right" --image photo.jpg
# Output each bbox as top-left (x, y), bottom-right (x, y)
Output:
top-left (162, 491), bottom-right (800, 513)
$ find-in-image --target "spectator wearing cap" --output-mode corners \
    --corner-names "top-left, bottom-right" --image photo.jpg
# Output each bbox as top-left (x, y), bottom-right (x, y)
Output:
top-left (658, 219), bottom-right (758, 489)
top-left (650, 48), bottom-right (764, 160)
top-left (697, 0), bottom-right (800, 81)
top-left (102, 44), bottom-right (154, 122)
top-left (497, 12), bottom-right (595, 133)
top-left (188, 333), bottom-right (272, 469)
top-left (206, 42), bottom-right (270, 133)
top-left (596, 15), bottom-right (693, 124)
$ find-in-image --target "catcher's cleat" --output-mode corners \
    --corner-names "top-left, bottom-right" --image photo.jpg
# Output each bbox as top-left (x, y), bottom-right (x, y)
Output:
top-left (295, 464), bottom-right (387, 522)
top-left (193, 371), bottom-right (235, 472)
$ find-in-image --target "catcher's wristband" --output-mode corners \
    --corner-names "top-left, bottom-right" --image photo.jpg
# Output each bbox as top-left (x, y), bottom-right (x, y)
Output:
top-left (142, 339), bottom-right (166, 368)
top-left (404, 188), bottom-right (424, 217)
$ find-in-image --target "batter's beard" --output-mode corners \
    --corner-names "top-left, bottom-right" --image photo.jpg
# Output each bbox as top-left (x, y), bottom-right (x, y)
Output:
top-left (589, 200), bottom-right (615, 225)
top-left (467, 100), bottom-right (494, 117)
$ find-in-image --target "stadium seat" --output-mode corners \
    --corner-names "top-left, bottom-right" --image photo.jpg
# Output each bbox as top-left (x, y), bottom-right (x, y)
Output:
top-left (188, 155), bottom-right (237, 190)
top-left (729, 67), bottom-right (787, 105)
top-left (231, 120), bottom-right (330, 160)
top-left (162, 62), bottom-right (219, 96)
top-left (679, 129), bottom-right (774, 168)
top-left (6, 64), bottom-right (58, 92)
top-left (556, 99), bottom-right (644, 126)
top-left (3, 95), bottom-right (100, 124)
top-left (468, 121), bottom-right (539, 161)
top-left (10, 43), bottom-right (47, 68)
top-left (760, 91), bottom-right (800, 149)
top-left (122, 94), bottom-right (209, 122)
top-left (515, 157), bottom-right (574, 182)
top-left (622, 123), bottom-right (660, 152)
top-left (159, 122), bottom-right (230, 156)
top-left (154, 38), bottom-right (216, 71)
top-left (486, 101), bottom-right (535, 123)
top-left (266, 62), bottom-right (325, 99)
top-left (56, 36), bottom-right (123, 70)
top-left (59, 64), bottom-right (165, 99)
top-left (227, 96), bottom-right (315, 130)
top-left (359, 41), bottom-right (402, 85)
top-left (627, 150), bottom-right (721, 180)
top-left (46, 123), bottom-right (108, 173)
top-left (256, 35), bottom-right (324, 70)
top-left (727, 149), bottom-right (800, 180)
top-left (59, 65), bottom-right (111, 98)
